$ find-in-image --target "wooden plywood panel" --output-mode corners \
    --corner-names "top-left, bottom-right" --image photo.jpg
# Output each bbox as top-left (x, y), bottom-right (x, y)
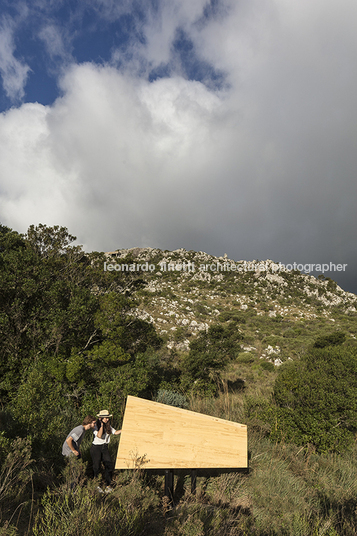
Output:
top-left (115, 396), bottom-right (247, 470)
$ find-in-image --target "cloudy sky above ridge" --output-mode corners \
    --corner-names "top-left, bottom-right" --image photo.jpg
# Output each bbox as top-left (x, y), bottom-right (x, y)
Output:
top-left (0, 0), bottom-right (357, 293)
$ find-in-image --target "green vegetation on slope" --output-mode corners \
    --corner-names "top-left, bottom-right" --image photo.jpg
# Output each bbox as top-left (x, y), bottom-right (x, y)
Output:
top-left (1, 225), bottom-right (357, 535)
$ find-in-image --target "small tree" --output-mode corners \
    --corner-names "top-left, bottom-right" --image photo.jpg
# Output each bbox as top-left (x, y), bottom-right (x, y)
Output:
top-left (181, 322), bottom-right (243, 395)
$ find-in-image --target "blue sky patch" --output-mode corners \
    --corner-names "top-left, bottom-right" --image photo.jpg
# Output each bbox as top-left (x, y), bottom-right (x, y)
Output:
top-left (0, 1), bottom-right (224, 111)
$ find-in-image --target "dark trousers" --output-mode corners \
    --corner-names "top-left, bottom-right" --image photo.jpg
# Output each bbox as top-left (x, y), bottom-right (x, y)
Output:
top-left (90, 444), bottom-right (113, 485)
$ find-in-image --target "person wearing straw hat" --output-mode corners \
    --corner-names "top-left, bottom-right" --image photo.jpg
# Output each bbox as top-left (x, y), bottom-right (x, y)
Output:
top-left (90, 409), bottom-right (121, 492)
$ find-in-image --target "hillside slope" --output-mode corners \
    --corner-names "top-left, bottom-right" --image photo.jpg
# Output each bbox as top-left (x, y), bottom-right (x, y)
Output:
top-left (105, 248), bottom-right (357, 365)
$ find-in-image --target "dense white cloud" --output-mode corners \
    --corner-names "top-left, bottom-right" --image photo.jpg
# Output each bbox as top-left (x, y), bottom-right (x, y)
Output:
top-left (0, 102), bottom-right (74, 228)
top-left (0, 63), bottom-right (228, 246)
top-left (1, 0), bottom-right (357, 291)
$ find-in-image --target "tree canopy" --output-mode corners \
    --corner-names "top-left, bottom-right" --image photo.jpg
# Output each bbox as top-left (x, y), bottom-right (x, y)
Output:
top-left (0, 224), bottom-right (169, 459)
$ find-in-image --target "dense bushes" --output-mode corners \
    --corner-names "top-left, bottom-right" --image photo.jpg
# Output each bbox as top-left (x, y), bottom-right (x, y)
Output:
top-left (273, 344), bottom-right (357, 452)
top-left (0, 225), bottom-right (173, 460)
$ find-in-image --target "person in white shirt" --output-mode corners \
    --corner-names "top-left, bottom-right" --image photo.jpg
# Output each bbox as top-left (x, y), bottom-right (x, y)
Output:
top-left (90, 409), bottom-right (121, 491)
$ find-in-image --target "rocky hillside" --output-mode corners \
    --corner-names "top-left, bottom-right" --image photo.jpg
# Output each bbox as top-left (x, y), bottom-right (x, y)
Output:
top-left (105, 247), bottom-right (357, 366)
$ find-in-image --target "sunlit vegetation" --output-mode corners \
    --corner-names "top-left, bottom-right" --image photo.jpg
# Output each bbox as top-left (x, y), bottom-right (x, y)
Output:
top-left (1, 224), bottom-right (357, 534)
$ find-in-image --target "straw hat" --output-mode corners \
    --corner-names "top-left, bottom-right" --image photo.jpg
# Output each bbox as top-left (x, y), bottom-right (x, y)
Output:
top-left (97, 410), bottom-right (112, 418)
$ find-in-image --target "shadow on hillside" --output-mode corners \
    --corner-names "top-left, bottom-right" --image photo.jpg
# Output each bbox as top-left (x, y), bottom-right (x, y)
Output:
top-left (226, 378), bottom-right (246, 392)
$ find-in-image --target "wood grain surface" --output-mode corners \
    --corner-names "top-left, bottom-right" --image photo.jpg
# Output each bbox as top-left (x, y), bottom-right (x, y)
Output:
top-left (115, 396), bottom-right (247, 469)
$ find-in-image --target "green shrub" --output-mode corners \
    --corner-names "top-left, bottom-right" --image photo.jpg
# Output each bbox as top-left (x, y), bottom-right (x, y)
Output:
top-left (195, 303), bottom-right (208, 316)
top-left (174, 327), bottom-right (189, 342)
top-left (181, 323), bottom-right (243, 394)
top-left (273, 346), bottom-right (357, 452)
top-left (313, 331), bottom-right (346, 348)
top-left (259, 361), bottom-right (275, 372)
top-left (218, 311), bottom-right (246, 324)
top-left (244, 396), bottom-right (276, 436)
top-left (262, 335), bottom-right (282, 346)
top-left (9, 363), bottom-right (69, 459)
top-left (236, 352), bottom-right (255, 364)
top-left (156, 389), bottom-right (188, 408)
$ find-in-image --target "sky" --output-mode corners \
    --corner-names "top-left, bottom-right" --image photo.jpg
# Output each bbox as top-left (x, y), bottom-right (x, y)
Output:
top-left (0, 0), bottom-right (357, 294)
